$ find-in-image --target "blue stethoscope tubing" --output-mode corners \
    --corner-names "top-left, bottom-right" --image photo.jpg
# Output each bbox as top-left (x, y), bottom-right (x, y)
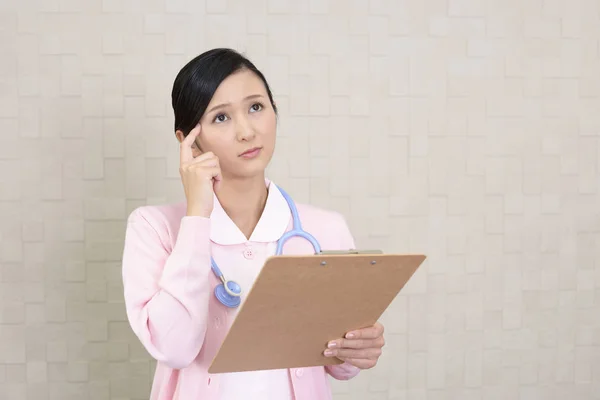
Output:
top-left (211, 185), bottom-right (322, 308)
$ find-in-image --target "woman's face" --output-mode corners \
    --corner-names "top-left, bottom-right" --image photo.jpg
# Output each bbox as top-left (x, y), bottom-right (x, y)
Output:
top-left (178, 69), bottom-right (277, 181)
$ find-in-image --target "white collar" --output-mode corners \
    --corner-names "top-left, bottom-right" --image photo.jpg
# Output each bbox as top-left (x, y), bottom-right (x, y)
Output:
top-left (209, 180), bottom-right (292, 245)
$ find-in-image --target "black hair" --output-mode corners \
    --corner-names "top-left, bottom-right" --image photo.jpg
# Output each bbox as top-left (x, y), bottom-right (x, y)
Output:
top-left (171, 48), bottom-right (277, 137)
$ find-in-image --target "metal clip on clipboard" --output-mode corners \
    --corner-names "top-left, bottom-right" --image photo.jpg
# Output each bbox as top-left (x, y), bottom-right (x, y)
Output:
top-left (317, 249), bottom-right (383, 255)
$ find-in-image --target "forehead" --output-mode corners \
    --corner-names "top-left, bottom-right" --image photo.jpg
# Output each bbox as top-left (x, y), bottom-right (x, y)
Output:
top-left (209, 69), bottom-right (267, 105)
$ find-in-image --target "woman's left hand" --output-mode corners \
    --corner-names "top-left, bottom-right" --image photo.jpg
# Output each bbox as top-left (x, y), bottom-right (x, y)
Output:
top-left (323, 322), bottom-right (385, 370)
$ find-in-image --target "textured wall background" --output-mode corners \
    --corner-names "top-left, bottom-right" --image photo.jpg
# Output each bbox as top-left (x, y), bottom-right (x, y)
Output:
top-left (1, 0), bottom-right (600, 399)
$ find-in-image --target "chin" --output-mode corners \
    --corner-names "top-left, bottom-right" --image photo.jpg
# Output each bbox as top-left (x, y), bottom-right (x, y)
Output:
top-left (243, 164), bottom-right (269, 179)
top-left (228, 163), bottom-right (268, 180)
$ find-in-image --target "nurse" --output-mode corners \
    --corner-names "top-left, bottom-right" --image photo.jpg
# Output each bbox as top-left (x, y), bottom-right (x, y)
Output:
top-left (121, 48), bottom-right (386, 400)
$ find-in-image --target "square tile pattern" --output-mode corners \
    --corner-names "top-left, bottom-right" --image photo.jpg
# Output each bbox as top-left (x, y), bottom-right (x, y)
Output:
top-left (1, 0), bottom-right (599, 399)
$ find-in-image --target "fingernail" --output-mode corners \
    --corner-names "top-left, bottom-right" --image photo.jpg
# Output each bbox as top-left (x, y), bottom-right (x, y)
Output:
top-left (346, 332), bottom-right (355, 339)
top-left (324, 350), bottom-right (333, 357)
top-left (327, 341), bottom-right (337, 348)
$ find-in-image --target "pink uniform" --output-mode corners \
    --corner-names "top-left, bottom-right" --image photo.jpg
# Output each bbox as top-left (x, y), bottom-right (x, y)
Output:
top-left (121, 180), bottom-right (360, 399)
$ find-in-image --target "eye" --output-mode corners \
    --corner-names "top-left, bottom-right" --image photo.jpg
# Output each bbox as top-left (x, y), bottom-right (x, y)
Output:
top-left (249, 103), bottom-right (263, 112)
top-left (213, 113), bottom-right (228, 123)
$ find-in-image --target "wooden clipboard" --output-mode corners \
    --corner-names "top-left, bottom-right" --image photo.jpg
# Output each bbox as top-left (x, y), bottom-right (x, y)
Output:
top-left (208, 251), bottom-right (426, 374)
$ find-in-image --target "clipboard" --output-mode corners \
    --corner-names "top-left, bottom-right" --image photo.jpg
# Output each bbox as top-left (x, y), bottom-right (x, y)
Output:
top-left (208, 250), bottom-right (426, 374)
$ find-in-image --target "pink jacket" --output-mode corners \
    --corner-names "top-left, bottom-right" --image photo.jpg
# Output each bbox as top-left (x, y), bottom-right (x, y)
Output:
top-left (121, 181), bottom-right (360, 399)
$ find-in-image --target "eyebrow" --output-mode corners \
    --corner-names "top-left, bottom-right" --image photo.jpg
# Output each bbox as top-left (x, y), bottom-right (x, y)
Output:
top-left (206, 94), bottom-right (265, 114)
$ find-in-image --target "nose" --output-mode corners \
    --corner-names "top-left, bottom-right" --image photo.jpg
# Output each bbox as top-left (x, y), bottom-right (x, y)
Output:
top-left (234, 115), bottom-right (256, 142)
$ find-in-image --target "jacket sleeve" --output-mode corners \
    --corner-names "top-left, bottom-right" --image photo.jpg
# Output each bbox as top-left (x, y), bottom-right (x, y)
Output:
top-left (121, 207), bottom-right (212, 370)
top-left (325, 212), bottom-right (361, 381)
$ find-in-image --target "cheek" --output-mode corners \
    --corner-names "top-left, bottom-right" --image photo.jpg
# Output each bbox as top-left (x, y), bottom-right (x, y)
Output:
top-left (199, 128), bottom-right (240, 169)
top-left (258, 114), bottom-right (277, 143)
top-left (198, 126), bottom-right (229, 152)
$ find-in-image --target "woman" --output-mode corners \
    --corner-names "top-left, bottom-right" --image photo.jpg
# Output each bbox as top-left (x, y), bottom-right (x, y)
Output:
top-left (122, 48), bottom-right (386, 400)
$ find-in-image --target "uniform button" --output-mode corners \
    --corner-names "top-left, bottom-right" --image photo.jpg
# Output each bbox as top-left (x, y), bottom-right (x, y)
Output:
top-left (295, 369), bottom-right (304, 377)
top-left (243, 247), bottom-right (254, 259)
top-left (214, 317), bottom-right (221, 328)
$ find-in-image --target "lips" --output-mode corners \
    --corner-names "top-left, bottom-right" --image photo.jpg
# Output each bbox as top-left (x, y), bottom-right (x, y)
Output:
top-left (239, 147), bottom-right (262, 157)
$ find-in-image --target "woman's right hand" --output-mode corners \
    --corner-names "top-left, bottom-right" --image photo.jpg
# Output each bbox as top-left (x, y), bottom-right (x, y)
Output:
top-left (179, 124), bottom-right (222, 217)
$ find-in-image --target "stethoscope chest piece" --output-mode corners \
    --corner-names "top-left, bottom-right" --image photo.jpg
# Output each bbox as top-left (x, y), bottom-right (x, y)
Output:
top-left (215, 280), bottom-right (242, 308)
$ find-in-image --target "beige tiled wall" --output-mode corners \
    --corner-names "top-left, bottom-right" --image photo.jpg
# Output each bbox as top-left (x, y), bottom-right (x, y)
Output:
top-left (1, 0), bottom-right (599, 399)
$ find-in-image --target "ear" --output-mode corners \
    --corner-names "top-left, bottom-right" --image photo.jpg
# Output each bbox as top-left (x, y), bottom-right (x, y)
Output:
top-left (175, 130), bottom-right (185, 143)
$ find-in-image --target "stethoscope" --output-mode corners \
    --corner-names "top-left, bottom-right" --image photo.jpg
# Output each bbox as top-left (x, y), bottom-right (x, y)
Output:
top-left (210, 185), bottom-right (321, 308)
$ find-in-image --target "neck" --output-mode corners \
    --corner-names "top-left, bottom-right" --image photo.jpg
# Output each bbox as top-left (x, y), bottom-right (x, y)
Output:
top-left (216, 175), bottom-right (268, 239)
